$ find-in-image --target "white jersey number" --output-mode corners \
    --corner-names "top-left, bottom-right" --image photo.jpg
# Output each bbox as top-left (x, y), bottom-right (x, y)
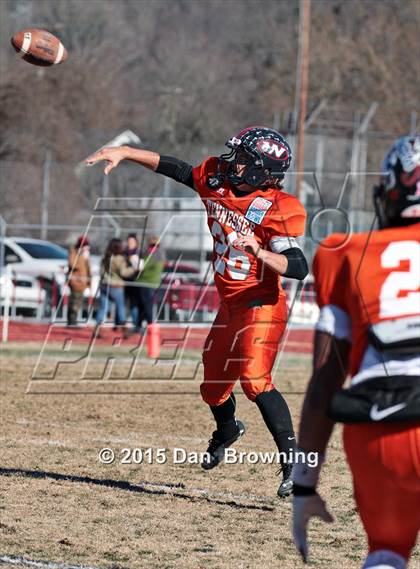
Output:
top-left (211, 220), bottom-right (251, 281)
top-left (379, 241), bottom-right (420, 318)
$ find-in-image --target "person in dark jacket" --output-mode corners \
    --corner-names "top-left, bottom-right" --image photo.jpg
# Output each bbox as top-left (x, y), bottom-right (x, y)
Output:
top-left (124, 233), bottom-right (141, 328)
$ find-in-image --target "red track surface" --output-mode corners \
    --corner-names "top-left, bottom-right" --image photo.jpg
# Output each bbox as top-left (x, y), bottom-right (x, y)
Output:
top-left (0, 320), bottom-right (313, 354)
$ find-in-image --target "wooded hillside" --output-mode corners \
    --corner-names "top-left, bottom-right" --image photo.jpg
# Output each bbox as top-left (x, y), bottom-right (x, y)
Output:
top-left (0, 0), bottom-right (418, 226)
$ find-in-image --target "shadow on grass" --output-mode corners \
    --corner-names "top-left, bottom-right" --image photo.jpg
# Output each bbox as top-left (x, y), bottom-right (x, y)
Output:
top-left (0, 467), bottom-right (274, 512)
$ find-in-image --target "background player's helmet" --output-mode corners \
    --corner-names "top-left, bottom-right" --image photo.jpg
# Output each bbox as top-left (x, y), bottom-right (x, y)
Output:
top-left (217, 126), bottom-right (292, 189)
top-left (374, 134), bottom-right (420, 228)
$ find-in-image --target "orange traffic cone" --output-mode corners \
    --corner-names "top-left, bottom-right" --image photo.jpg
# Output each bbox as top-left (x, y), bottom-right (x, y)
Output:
top-left (147, 323), bottom-right (161, 358)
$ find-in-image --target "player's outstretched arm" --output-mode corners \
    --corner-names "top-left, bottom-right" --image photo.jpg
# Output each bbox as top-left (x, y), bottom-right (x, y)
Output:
top-left (85, 147), bottom-right (195, 189)
top-left (85, 146), bottom-right (160, 175)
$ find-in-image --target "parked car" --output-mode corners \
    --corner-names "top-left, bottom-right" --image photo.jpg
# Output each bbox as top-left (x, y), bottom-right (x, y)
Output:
top-left (0, 271), bottom-right (46, 317)
top-left (1, 237), bottom-right (69, 287)
top-left (162, 261), bottom-right (201, 283)
top-left (0, 237), bottom-right (101, 317)
top-left (158, 261), bottom-right (218, 321)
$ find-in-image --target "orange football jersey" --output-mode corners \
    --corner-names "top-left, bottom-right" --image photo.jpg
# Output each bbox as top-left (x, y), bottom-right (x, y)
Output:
top-left (313, 223), bottom-right (420, 378)
top-left (192, 157), bottom-right (306, 305)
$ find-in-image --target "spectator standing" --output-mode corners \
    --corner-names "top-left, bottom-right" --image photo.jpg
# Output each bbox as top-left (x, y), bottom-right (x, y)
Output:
top-left (124, 233), bottom-right (141, 327)
top-left (67, 235), bottom-right (91, 326)
top-left (135, 235), bottom-right (165, 333)
top-left (95, 238), bottom-right (136, 336)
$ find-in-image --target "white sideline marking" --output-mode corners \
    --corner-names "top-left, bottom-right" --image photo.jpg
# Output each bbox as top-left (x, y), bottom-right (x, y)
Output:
top-left (0, 438), bottom-right (66, 447)
top-left (0, 554), bottom-right (105, 569)
top-left (187, 487), bottom-right (276, 505)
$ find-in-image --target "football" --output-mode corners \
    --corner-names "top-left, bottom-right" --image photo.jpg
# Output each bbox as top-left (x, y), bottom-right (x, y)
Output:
top-left (11, 28), bottom-right (68, 66)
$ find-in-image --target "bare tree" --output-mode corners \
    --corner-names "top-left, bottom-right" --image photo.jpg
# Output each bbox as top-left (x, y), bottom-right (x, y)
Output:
top-left (0, 0), bottom-right (418, 230)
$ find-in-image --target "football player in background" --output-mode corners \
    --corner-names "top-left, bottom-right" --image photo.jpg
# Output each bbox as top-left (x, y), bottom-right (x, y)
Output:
top-left (292, 134), bottom-right (420, 568)
top-left (86, 127), bottom-right (308, 497)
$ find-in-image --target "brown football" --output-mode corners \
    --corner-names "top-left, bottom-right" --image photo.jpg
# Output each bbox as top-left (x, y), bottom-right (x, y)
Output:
top-left (11, 28), bottom-right (68, 67)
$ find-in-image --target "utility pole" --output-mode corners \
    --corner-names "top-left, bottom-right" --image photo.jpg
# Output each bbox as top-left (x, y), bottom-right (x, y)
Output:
top-left (41, 150), bottom-right (52, 240)
top-left (294, 0), bottom-right (311, 201)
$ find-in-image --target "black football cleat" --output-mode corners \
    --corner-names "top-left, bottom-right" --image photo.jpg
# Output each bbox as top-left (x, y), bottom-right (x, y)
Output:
top-left (201, 420), bottom-right (246, 470)
top-left (277, 462), bottom-right (294, 498)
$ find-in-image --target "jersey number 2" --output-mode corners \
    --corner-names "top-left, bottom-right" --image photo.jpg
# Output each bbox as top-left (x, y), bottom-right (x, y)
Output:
top-left (379, 241), bottom-right (420, 318)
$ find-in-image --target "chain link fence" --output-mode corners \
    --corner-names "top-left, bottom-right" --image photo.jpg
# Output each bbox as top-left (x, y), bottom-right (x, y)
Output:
top-left (1, 105), bottom-right (418, 328)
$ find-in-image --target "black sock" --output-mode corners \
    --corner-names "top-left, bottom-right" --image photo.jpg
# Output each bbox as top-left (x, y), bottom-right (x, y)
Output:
top-left (255, 389), bottom-right (296, 462)
top-left (210, 393), bottom-right (237, 440)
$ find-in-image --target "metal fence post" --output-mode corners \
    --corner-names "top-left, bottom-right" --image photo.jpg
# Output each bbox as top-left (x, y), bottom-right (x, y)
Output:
top-left (2, 264), bottom-right (11, 343)
top-left (0, 215), bottom-right (7, 342)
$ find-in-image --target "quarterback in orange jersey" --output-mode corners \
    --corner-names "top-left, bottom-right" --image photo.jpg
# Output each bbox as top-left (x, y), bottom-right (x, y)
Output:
top-left (292, 134), bottom-right (420, 569)
top-left (86, 126), bottom-right (308, 497)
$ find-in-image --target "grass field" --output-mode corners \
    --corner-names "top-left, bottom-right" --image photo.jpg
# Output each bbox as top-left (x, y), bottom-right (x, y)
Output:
top-left (1, 342), bottom-right (419, 569)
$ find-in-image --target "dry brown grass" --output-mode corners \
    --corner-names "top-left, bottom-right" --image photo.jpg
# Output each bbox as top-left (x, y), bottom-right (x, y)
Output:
top-left (1, 343), bottom-right (419, 569)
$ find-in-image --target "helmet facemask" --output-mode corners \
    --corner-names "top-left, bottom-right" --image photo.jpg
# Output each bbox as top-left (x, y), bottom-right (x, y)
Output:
top-left (225, 147), bottom-right (269, 187)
